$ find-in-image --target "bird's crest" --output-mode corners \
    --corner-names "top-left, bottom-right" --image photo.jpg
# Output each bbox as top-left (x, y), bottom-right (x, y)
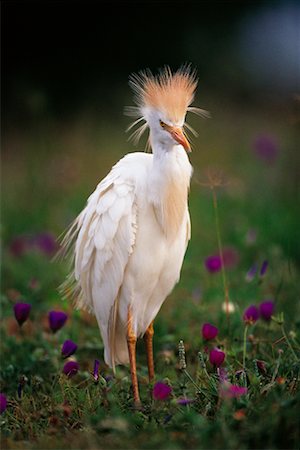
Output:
top-left (126, 65), bottom-right (209, 147)
top-left (130, 65), bottom-right (197, 122)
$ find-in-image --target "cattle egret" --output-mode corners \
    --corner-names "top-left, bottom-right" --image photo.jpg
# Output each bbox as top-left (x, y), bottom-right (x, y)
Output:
top-left (61, 66), bottom-right (207, 405)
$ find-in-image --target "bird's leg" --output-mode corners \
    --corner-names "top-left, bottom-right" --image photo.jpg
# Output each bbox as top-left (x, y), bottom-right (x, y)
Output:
top-left (144, 321), bottom-right (155, 382)
top-left (127, 307), bottom-right (141, 406)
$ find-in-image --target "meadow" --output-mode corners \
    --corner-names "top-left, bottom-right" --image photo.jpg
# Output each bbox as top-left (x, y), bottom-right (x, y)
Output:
top-left (1, 93), bottom-right (300, 449)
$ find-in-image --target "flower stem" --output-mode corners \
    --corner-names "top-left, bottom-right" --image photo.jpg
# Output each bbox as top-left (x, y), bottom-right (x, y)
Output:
top-left (183, 369), bottom-right (210, 399)
top-left (198, 352), bottom-right (210, 380)
top-left (281, 325), bottom-right (299, 362)
top-left (184, 369), bottom-right (200, 391)
top-left (211, 187), bottom-right (230, 324)
top-left (271, 351), bottom-right (282, 383)
top-left (243, 324), bottom-right (249, 370)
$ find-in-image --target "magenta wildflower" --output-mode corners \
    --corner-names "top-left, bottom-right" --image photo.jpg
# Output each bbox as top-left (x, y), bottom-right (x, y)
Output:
top-left (153, 382), bottom-right (172, 400)
top-left (220, 383), bottom-right (248, 398)
top-left (243, 305), bottom-right (259, 325)
top-left (13, 303), bottom-right (31, 326)
top-left (205, 248), bottom-right (239, 274)
top-left (205, 255), bottom-right (222, 273)
top-left (93, 359), bottom-right (100, 382)
top-left (253, 134), bottom-right (278, 164)
top-left (260, 260), bottom-right (269, 277)
top-left (0, 393), bottom-right (7, 414)
top-left (63, 361), bottom-right (79, 377)
top-left (259, 300), bottom-right (275, 321)
top-left (202, 323), bottom-right (218, 341)
top-left (48, 311), bottom-right (68, 333)
top-left (209, 348), bottom-right (225, 367)
top-left (245, 264), bottom-right (257, 282)
top-left (61, 340), bottom-right (77, 358)
top-left (228, 385), bottom-right (248, 398)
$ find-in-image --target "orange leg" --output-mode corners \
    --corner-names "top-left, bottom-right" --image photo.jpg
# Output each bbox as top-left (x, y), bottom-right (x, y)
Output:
top-left (127, 307), bottom-right (141, 406)
top-left (144, 321), bottom-right (155, 382)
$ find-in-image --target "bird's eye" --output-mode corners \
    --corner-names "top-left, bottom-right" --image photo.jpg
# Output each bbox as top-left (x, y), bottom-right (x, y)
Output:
top-left (160, 120), bottom-right (166, 129)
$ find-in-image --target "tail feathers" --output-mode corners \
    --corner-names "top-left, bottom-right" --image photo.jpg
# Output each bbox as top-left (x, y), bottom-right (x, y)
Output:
top-left (104, 317), bottom-right (129, 370)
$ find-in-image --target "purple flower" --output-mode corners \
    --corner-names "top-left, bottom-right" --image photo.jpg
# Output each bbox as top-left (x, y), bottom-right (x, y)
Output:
top-left (209, 348), bottom-right (225, 367)
top-left (153, 382), bottom-right (172, 400)
top-left (93, 359), bottom-right (100, 382)
top-left (260, 260), bottom-right (268, 277)
top-left (202, 323), bottom-right (218, 341)
top-left (63, 361), bottom-right (79, 377)
top-left (61, 340), bottom-right (77, 358)
top-left (243, 305), bottom-right (259, 325)
top-left (48, 311), bottom-right (68, 333)
top-left (13, 303), bottom-right (31, 326)
top-left (177, 398), bottom-right (194, 406)
top-left (245, 264), bottom-right (258, 282)
top-left (220, 383), bottom-right (248, 398)
top-left (33, 232), bottom-right (58, 255)
top-left (253, 134), bottom-right (279, 164)
top-left (205, 255), bottom-right (222, 273)
top-left (205, 248), bottom-right (239, 274)
top-left (228, 385), bottom-right (248, 398)
top-left (0, 393), bottom-right (7, 414)
top-left (259, 300), bottom-right (275, 321)
top-left (9, 233), bottom-right (58, 258)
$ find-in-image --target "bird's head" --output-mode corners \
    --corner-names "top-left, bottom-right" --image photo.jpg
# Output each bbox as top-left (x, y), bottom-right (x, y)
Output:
top-left (126, 65), bottom-right (209, 153)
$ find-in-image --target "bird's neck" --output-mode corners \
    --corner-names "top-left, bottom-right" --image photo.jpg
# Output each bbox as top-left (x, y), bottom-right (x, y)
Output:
top-left (148, 142), bottom-right (192, 239)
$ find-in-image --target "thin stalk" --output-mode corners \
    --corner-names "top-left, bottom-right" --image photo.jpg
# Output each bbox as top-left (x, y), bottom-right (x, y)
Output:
top-left (184, 369), bottom-right (201, 391)
top-left (243, 324), bottom-right (249, 370)
top-left (198, 351), bottom-right (210, 379)
top-left (281, 325), bottom-right (299, 362)
top-left (271, 352), bottom-right (282, 383)
top-left (211, 187), bottom-right (230, 323)
top-left (183, 369), bottom-right (210, 399)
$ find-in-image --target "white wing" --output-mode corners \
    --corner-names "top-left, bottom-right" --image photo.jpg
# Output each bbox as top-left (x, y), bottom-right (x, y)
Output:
top-left (60, 154), bottom-right (144, 368)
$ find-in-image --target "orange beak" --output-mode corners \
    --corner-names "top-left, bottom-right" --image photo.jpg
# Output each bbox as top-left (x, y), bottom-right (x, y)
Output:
top-left (166, 125), bottom-right (191, 152)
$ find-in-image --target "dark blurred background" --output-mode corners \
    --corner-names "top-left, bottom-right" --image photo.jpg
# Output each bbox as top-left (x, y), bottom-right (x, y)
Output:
top-left (3, 0), bottom-right (300, 125)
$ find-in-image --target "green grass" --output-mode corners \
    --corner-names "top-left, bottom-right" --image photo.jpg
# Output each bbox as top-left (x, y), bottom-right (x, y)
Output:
top-left (1, 98), bottom-right (300, 449)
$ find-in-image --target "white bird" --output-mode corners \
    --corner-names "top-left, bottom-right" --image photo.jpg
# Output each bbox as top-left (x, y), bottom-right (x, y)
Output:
top-left (60, 66), bottom-right (207, 405)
